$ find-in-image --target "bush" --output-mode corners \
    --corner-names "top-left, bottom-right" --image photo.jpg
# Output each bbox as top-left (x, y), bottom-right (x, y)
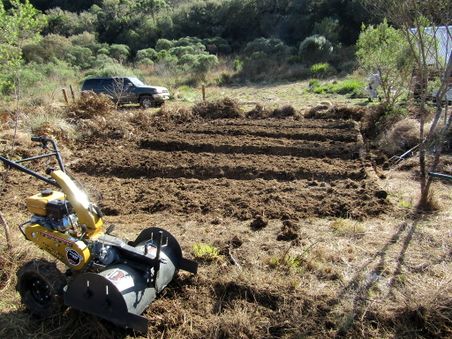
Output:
top-left (243, 38), bottom-right (291, 57)
top-left (310, 63), bottom-right (335, 78)
top-left (109, 44), bottom-right (130, 63)
top-left (136, 48), bottom-right (158, 63)
top-left (85, 62), bottom-right (139, 78)
top-left (299, 35), bottom-right (333, 65)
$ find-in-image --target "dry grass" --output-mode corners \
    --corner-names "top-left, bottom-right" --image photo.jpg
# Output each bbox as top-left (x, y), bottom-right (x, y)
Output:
top-left (330, 218), bottom-right (366, 235)
top-left (67, 92), bottom-right (114, 119)
top-left (192, 98), bottom-right (243, 119)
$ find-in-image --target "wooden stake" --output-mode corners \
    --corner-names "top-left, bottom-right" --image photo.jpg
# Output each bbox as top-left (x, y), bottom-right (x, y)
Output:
top-left (202, 85), bottom-right (206, 102)
top-left (0, 212), bottom-right (12, 252)
top-left (62, 88), bottom-right (69, 105)
top-left (69, 85), bottom-right (76, 102)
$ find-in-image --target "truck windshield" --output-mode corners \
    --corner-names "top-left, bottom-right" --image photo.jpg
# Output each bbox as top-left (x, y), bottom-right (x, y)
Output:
top-left (129, 77), bottom-right (145, 86)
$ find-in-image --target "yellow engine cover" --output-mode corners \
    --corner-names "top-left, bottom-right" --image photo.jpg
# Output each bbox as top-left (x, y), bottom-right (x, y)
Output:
top-left (26, 191), bottom-right (65, 216)
top-left (24, 224), bottom-right (91, 271)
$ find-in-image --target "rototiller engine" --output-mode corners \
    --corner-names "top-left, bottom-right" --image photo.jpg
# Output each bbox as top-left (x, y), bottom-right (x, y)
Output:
top-left (0, 136), bottom-right (197, 333)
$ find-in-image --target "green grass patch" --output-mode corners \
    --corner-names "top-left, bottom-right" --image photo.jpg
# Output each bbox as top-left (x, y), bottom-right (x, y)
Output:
top-left (309, 78), bottom-right (365, 97)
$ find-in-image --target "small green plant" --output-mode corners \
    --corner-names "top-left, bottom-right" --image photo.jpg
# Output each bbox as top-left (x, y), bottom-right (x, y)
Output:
top-left (268, 254), bottom-right (303, 272)
top-left (192, 243), bottom-right (220, 261)
top-left (399, 200), bottom-right (412, 208)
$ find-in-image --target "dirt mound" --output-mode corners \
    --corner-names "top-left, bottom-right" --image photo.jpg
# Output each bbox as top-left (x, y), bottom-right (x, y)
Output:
top-left (305, 105), bottom-right (366, 121)
top-left (271, 105), bottom-right (300, 119)
top-left (192, 98), bottom-right (243, 119)
top-left (67, 92), bottom-right (114, 119)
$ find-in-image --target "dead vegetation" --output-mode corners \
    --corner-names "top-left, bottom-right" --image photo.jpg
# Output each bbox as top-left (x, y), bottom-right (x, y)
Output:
top-left (192, 97), bottom-right (243, 119)
top-left (305, 104), bottom-right (366, 120)
top-left (67, 91), bottom-right (114, 119)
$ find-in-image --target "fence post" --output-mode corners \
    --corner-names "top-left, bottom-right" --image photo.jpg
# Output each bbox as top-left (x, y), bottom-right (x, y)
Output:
top-left (69, 85), bottom-right (76, 102)
top-left (202, 85), bottom-right (206, 102)
top-left (62, 88), bottom-right (69, 105)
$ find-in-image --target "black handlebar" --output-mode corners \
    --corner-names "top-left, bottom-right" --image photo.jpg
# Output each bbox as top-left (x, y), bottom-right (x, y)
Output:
top-left (0, 136), bottom-right (66, 187)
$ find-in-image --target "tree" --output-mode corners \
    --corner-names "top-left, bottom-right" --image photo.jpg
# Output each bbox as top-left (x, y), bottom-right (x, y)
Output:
top-left (0, 0), bottom-right (46, 93)
top-left (356, 20), bottom-right (414, 109)
top-left (361, 0), bottom-right (452, 209)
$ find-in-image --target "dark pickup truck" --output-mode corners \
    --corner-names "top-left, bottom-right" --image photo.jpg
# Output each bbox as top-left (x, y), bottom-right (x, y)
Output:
top-left (81, 76), bottom-right (170, 108)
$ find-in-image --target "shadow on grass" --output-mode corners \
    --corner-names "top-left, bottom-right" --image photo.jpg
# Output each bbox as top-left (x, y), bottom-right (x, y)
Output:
top-left (0, 309), bottom-right (131, 338)
top-left (332, 211), bottom-right (450, 337)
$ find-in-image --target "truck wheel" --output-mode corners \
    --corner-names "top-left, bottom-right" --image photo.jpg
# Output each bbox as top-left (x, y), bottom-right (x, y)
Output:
top-left (140, 95), bottom-right (155, 109)
top-left (16, 259), bottom-right (67, 318)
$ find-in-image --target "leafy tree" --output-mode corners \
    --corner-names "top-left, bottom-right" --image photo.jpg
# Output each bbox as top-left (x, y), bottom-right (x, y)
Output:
top-left (356, 20), bottom-right (413, 109)
top-left (361, 0), bottom-right (452, 209)
top-left (45, 7), bottom-right (97, 36)
top-left (0, 0), bottom-right (46, 94)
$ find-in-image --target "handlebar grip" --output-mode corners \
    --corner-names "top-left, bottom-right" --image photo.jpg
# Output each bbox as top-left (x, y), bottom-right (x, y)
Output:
top-left (31, 136), bottom-right (51, 143)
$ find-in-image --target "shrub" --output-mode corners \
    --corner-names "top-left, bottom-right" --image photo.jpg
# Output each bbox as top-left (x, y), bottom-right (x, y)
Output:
top-left (310, 62), bottom-right (335, 78)
top-left (136, 48), bottom-right (158, 63)
top-left (85, 62), bottom-right (138, 78)
top-left (155, 38), bottom-right (174, 51)
top-left (109, 44), bottom-right (130, 63)
top-left (243, 38), bottom-right (291, 57)
top-left (299, 35), bottom-right (333, 65)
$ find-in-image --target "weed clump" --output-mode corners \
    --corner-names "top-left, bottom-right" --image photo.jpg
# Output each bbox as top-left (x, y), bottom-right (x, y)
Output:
top-left (67, 91), bottom-right (114, 119)
top-left (330, 218), bottom-right (365, 235)
top-left (192, 243), bottom-right (220, 261)
top-left (192, 98), bottom-right (243, 119)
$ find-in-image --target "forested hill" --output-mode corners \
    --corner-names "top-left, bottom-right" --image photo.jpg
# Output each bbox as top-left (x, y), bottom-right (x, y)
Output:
top-left (25, 0), bottom-right (375, 52)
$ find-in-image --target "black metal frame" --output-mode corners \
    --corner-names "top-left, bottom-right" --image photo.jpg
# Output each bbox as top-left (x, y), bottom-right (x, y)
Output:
top-left (0, 136), bottom-right (65, 187)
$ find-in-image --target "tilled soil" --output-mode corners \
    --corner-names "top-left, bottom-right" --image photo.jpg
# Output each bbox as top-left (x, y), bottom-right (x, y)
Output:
top-left (70, 117), bottom-right (388, 221)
